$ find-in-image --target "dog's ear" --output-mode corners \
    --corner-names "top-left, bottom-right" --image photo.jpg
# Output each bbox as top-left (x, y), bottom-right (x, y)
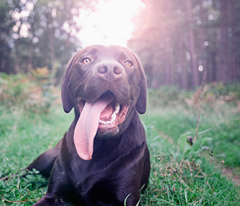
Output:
top-left (135, 54), bottom-right (147, 114)
top-left (61, 56), bottom-right (75, 113)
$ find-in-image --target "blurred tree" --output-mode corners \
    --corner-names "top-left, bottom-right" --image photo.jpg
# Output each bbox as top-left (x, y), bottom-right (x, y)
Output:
top-left (129, 0), bottom-right (185, 88)
top-left (24, 0), bottom-right (83, 83)
top-left (186, 0), bottom-right (199, 86)
top-left (0, 0), bottom-right (15, 74)
top-left (218, 0), bottom-right (240, 82)
top-left (216, 0), bottom-right (229, 83)
top-left (129, 0), bottom-right (240, 89)
top-left (0, 0), bottom-right (96, 84)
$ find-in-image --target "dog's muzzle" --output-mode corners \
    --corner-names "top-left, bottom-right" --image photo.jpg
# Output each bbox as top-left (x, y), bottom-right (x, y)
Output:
top-left (74, 91), bottom-right (129, 161)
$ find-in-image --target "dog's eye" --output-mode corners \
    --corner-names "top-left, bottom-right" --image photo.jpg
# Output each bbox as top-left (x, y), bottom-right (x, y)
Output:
top-left (125, 61), bottom-right (133, 67)
top-left (82, 58), bottom-right (91, 64)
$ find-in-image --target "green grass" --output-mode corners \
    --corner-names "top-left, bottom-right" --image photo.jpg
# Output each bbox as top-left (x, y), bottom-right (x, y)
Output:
top-left (141, 115), bottom-right (240, 205)
top-left (0, 106), bottom-right (73, 175)
top-left (144, 103), bottom-right (240, 172)
top-left (0, 105), bottom-right (73, 205)
top-left (1, 92), bottom-right (240, 205)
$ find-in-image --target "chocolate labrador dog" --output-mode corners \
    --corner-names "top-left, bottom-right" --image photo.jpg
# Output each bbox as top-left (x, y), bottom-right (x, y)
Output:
top-left (26, 45), bottom-right (150, 206)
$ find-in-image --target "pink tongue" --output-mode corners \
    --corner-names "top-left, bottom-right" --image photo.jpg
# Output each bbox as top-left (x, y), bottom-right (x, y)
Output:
top-left (74, 93), bottom-right (114, 160)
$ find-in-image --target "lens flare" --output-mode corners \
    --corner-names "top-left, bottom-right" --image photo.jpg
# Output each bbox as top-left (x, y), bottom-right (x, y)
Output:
top-left (77, 0), bottom-right (145, 47)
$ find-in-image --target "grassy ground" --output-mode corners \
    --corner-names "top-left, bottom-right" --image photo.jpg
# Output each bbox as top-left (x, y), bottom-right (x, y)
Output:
top-left (0, 105), bottom-right (73, 205)
top-left (145, 105), bottom-right (240, 169)
top-left (140, 106), bottom-right (240, 205)
top-left (0, 79), bottom-right (240, 205)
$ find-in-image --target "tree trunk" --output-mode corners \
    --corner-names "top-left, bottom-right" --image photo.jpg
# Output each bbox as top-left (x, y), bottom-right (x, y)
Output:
top-left (229, 0), bottom-right (238, 81)
top-left (216, 0), bottom-right (229, 83)
top-left (14, 39), bottom-right (20, 74)
top-left (49, 27), bottom-right (55, 72)
top-left (186, 0), bottom-right (199, 87)
top-left (27, 44), bottom-right (34, 74)
top-left (179, 40), bottom-right (188, 90)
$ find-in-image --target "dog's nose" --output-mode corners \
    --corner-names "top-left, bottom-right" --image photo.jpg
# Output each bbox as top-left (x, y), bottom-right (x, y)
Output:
top-left (97, 61), bottom-right (123, 80)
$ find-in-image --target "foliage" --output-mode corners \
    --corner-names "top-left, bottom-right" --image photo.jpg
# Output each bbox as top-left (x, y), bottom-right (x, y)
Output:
top-left (0, 72), bottom-right (56, 113)
top-left (148, 86), bottom-right (191, 108)
top-left (0, 170), bottom-right (47, 205)
top-left (148, 82), bottom-right (240, 110)
top-left (205, 82), bottom-right (240, 102)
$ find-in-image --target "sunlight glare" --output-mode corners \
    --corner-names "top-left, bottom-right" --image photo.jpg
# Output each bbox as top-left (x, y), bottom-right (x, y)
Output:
top-left (77, 0), bottom-right (145, 47)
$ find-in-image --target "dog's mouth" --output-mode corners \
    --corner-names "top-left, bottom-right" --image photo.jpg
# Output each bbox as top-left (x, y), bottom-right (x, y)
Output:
top-left (74, 91), bottom-right (129, 161)
top-left (79, 97), bottom-right (129, 128)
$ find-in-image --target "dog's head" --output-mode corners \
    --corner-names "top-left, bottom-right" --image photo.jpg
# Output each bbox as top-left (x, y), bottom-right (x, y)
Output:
top-left (61, 45), bottom-right (147, 160)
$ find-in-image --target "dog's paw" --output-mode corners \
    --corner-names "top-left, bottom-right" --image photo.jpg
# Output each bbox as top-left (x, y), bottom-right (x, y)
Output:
top-left (33, 195), bottom-right (66, 206)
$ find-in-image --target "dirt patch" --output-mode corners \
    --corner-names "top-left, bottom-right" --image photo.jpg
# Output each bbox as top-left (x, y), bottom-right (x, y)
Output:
top-left (158, 131), bottom-right (173, 144)
top-left (222, 168), bottom-right (240, 186)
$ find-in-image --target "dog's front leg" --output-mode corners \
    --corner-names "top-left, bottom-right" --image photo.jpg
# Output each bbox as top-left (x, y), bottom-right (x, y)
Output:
top-left (33, 195), bottom-right (66, 206)
top-left (26, 139), bottom-right (62, 178)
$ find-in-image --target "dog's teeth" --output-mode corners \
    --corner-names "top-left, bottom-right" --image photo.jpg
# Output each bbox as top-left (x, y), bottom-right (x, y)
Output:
top-left (111, 113), bottom-right (116, 121)
top-left (99, 102), bottom-right (120, 125)
top-left (99, 113), bottom-right (117, 125)
top-left (114, 102), bottom-right (120, 114)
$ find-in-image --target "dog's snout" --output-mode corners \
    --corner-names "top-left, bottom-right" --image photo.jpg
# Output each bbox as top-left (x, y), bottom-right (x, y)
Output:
top-left (97, 62), bottom-right (123, 80)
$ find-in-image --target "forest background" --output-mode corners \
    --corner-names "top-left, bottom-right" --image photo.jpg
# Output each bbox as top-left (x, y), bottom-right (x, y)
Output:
top-left (1, 0), bottom-right (240, 88)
